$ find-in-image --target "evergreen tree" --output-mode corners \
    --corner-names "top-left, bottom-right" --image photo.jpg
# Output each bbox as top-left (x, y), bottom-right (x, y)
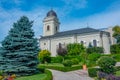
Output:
top-left (0, 16), bottom-right (39, 76)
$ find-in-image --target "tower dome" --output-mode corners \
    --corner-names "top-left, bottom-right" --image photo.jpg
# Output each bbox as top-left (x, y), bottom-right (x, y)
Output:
top-left (47, 10), bottom-right (57, 17)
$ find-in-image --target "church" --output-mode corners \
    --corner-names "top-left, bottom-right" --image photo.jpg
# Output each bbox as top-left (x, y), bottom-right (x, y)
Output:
top-left (39, 10), bottom-right (116, 56)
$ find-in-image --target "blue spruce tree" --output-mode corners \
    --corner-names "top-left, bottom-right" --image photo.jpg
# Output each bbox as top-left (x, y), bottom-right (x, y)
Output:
top-left (0, 16), bottom-right (39, 76)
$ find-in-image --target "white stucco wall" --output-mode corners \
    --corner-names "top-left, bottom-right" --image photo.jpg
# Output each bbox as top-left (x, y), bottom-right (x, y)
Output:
top-left (102, 34), bottom-right (111, 54)
top-left (40, 32), bottom-right (111, 56)
top-left (76, 33), bottom-right (101, 47)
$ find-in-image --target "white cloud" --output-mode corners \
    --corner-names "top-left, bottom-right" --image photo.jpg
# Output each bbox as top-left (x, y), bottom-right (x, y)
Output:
top-left (60, 9), bottom-right (120, 31)
top-left (0, 7), bottom-right (47, 41)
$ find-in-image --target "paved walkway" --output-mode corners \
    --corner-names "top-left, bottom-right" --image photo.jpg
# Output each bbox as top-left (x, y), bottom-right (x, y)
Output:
top-left (50, 69), bottom-right (93, 80)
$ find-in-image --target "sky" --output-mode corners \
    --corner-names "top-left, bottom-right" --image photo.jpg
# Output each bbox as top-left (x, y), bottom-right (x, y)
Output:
top-left (0, 0), bottom-right (120, 43)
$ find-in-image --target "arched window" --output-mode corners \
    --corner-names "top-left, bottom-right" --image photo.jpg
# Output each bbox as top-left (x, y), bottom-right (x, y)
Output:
top-left (47, 25), bottom-right (50, 31)
top-left (56, 26), bottom-right (57, 31)
top-left (93, 39), bottom-right (97, 47)
top-left (58, 43), bottom-right (62, 49)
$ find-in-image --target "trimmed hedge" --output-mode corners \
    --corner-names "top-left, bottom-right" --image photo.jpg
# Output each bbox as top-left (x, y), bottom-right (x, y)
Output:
top-left (88, 68), bottom-right (99, 77)
top-left (43, 69), bottom-right (52, 80)
top-left (88, 53), bottom-right (101, 61)
top-left (38, 64), bottom-right (82, 72)
top-left (62, 60), bottom-right (72, 67)
top-left (51, 56), bottom-right (63, 63)
top-left (110, 44), bottom-right (120, 54)
top-left (112, 54), bottom-right (120, 62)
top-left (86, 47), bottom-right (104, 54)
top-left (71, 58), bottom-right (79, 65)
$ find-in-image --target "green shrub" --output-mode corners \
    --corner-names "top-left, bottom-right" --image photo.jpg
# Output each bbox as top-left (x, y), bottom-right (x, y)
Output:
top-left (57, 47), bottom-right (67, 56)
top-left (43, 69), bottom-right (52, 80)
top-left (110, 44), bottom-right (120, 54)
top-left (38, 64), bottom-right (82, 72)
top-left (88, 53), bottom-right (101, 61)
top-left (63, 60), bottom-right (72, 67)
top-left (97, 56), bottom-right (116, 74)
top-left (38, 50), bottom-right (51, 63)
top-left (86, 47), bottom-right (104, 54)
top-left (112, 54), bottom-right (120, 62)
top-left (87, 61), bottom-right (97, 67)
top-left (0, 70), bottom-right (3, 76)
top-left (38, 66), bottom-right (45, 73)
top-left (88, 68), bottom-right (99, 77)
top-left (71, 58), bottom-right (79, 65)
top-left (67, 43), bottom-right (86, 55)
top-left (51, 56), bottom-right (63, 63)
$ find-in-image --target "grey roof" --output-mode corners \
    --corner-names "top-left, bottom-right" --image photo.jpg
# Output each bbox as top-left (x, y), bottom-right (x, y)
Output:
top-left (40, 27), bottom-right (106, 39)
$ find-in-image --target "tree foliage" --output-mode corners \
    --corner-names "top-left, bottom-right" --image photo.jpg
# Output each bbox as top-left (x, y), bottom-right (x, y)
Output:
top-left (112, 25), bottom-right (120, 44)
top-left (38, 50), bottom-right (51, 63)
top-left (67, 43), bottom-right (85, 56)
top-left (0, 16), bottom-right (39, 76)
top-left (97, 56), bottom-right (116, 74)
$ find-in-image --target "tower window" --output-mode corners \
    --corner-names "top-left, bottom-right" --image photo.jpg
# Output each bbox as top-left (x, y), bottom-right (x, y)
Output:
top-left (47, 25), bottom-right (50, 31)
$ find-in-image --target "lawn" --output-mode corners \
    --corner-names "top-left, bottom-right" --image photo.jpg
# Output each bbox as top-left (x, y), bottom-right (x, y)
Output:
top-left (116, 70), bottom-right (120, 76)
top-left (15, 73), bottom-right (47, 80)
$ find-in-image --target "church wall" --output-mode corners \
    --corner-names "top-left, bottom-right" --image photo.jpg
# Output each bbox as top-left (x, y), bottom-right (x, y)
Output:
top-left (102, 33), bottom-right (111, 54)
top-left (76, 32), bottom-right (101, 47)
top-left (40, 39), bottom-right (50, 50)
top-left (50, 36), bottom-right (73, 56)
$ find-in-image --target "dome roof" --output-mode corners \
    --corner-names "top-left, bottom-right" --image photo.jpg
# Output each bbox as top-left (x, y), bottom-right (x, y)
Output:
top-left (47, 10), bottom-right (57, 17)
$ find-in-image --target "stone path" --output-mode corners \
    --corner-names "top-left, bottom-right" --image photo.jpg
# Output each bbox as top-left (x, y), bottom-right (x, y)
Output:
top-left (50, 69), bottom-right (93, 80)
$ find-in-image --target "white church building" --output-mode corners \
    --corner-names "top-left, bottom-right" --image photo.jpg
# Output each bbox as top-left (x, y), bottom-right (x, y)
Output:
top-left (39, 10), bottom-right (116, 56)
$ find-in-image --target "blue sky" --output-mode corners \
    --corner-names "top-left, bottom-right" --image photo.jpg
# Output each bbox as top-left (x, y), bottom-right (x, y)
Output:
top-left (0, 0), bottom-right (120, 43)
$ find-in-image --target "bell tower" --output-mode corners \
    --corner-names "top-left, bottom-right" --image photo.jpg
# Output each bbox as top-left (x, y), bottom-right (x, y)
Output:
top-left (43, 10), bottom-right (60, 36)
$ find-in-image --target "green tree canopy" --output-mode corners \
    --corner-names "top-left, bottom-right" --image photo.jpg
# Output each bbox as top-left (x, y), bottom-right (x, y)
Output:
top-left (112, 25), bottom-right (120, 44)
top-left (0, 16), bottom-right (39, 76)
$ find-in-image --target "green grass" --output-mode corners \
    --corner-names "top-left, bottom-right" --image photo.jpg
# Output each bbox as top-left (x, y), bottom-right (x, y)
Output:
top-left (15, 73), bottom-right (47, 80)
top-left (40, 63), bottom-right (64, 67)
top-left (116, 70), bottom-right (120, 76)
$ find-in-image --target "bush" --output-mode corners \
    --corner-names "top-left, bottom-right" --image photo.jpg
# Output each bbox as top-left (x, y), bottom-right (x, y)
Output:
top-left (38, 64), bottom-right (82, 72)
top-left (38, 66), bottom-right (45, 73)
top-left (110, 44), bottom-right (120, 54)
top-left (106, 74), bottom-right (120, 80)
top-left (97, 56), bottom-right (116, 74)
top-left (57, 47), bottom-right (67, 56)
top-left (51, 56), bottom-right (63, 63)
top-left (112, 54), bottom-right (120, 62)
top-left (88, 68), bottom-right (99, 77)
top-left (63, 60), bottom-right (72, 67)
top-left (38, 50), bottom-right (51, 63)
top-left (43, 69), bottom-right (52, 80)
top-left (86, 47), bottom-right (104, 54)
top-left (67, 43), bottom-right (86, 55)
top-left (88, 53), bottom-right (101, 61)
top-left (0, 70), bottom-right (3, 76)
top-left (71, 58), bottom-right (79, 65)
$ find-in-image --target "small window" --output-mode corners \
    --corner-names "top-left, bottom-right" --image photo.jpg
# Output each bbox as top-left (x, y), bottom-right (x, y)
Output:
top-left (58, 43), bottom-right (62, 49)
top-left (81, 41), bottom-right (84, 44)
top-left (44, 43), bottom-right (46, 45)
top-left (47, 25), bottom-right (50, 31)
top-left (93, 39), bottom-right (97, 47)
top-left (56, 26), bottom-right (57, 31)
